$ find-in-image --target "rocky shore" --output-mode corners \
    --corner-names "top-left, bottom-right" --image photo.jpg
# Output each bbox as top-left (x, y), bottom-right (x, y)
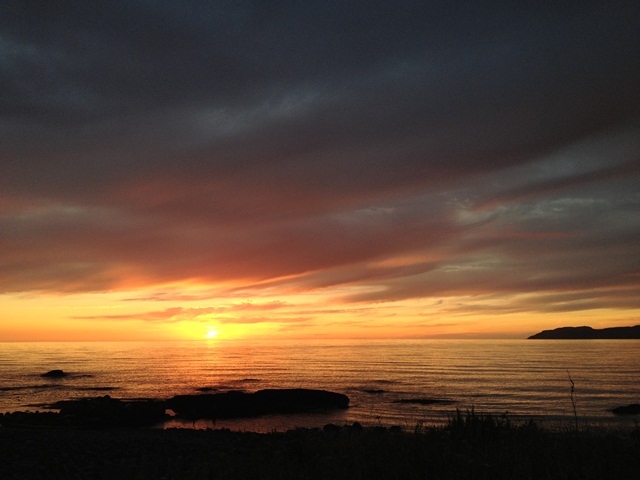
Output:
top-left (0, 388), bottom-right (349, 429)
top-left (2, 381), bottom-right (639, 479)
top-left (1, 413), bottom-right (639, 480)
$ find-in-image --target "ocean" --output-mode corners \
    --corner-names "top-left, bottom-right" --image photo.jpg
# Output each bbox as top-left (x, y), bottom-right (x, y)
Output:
top-left (1, 339), bottom-right (638, 432)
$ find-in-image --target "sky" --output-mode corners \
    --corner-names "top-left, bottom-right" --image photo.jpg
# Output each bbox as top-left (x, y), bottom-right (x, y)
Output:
top-left (1, 1), bottom-right (639, 341)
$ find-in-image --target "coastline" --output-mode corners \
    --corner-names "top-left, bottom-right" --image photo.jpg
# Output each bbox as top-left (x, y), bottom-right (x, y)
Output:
top-left (1, 414), bottom-right (639, 479)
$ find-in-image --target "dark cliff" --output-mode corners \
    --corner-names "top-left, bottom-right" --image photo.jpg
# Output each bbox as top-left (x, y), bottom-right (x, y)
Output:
top-left (528, 325), bottom-right (640, 339)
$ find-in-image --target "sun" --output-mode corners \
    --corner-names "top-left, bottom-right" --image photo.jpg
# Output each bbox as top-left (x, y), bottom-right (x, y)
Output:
top-left (204, 327), bottom-right (219, 339)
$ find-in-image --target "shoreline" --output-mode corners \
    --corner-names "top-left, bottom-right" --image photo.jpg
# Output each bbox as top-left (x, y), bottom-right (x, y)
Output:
top-left (3, 393), bottom-right (639, 434)
top-left (3, 407), bottom-right (638, 434)
top-left (2, 413), bottom-right (639, 479)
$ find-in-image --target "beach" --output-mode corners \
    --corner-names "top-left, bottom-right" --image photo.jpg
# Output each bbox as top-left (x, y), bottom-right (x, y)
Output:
top-left (2, 414), bottom-right (639, 480)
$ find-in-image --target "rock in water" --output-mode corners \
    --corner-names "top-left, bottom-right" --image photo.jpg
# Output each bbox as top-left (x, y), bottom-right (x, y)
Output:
top-left (610, 404), bottom-right (640, 415)
top-left (52, 395), bottom-right (167, 427)
top-left (167, 388), bottom-right (349, 419)
top-left (41, 369), bottom-right (67, 378)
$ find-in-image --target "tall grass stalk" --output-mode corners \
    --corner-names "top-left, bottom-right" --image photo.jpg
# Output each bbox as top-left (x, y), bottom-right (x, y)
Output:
top-left (567, 370), bottom-right (579, 432)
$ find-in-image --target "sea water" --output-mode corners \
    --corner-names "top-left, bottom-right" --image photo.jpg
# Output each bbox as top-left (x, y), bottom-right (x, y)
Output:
top-left (1, 339), bottom-right (638, 432)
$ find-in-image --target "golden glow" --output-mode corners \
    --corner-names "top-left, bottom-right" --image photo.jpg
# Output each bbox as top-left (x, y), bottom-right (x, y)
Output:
top-left (1, 285), bottom-right (637, 342)
top-left (204, 326), bottom-right (219, 339)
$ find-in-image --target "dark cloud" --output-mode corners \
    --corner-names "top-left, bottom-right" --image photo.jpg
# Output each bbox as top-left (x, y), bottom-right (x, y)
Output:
top-left (1, 1), bottom-right (639, 323)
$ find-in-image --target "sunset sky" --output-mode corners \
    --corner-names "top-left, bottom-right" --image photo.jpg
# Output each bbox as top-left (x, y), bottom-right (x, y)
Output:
top-left (1, 1), bottom-right (639, 341)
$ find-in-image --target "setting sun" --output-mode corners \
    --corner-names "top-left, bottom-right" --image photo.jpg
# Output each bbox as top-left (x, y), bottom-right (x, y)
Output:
top-left (204, 327), bottom-right (219, 339)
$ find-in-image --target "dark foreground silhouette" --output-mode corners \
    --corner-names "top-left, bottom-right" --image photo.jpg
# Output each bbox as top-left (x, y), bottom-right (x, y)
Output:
top-left (1, 411), bottom-right (638, 480)
top-left (528, 325), bottom-right (640, 339)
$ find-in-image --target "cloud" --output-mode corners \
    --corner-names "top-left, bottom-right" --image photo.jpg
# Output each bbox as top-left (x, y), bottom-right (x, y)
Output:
top-left (72, 307), bottom-right (217, 323)
top-left (72, 301), bottom-right (296, 324)
top-left (1, 1), bottom-right (639, 326)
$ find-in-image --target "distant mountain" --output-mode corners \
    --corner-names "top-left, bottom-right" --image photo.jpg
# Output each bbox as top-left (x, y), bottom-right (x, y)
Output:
top-left (528, 325), bottom-right (640, 339)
